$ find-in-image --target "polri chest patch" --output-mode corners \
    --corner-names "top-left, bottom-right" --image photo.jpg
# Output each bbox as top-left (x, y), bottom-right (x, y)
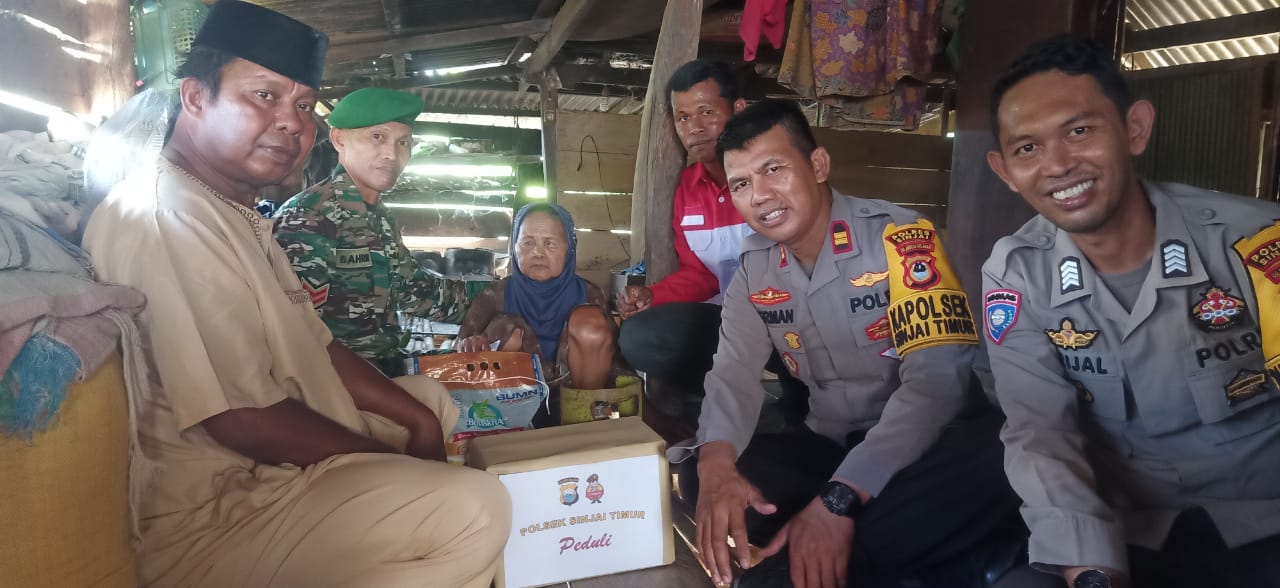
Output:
top-left (1191, 285), bottom-right (1246, 332)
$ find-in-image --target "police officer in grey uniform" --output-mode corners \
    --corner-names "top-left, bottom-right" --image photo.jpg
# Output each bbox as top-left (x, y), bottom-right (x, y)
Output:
top-left (982, 35), bottom-right (1280, 588)
top-left (673, 100), bottom-right (1023, 588)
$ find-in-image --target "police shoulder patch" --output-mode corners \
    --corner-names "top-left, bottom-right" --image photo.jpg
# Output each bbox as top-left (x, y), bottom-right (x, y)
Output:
top-left (1236, 223), bottom-right (1280, 285)
top-left (881, 218), bottom-right (978, 356)
top-left (983, 289), bottom-right (1021, 344)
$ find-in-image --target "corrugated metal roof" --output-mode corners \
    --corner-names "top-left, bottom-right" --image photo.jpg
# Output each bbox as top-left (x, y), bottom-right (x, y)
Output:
top-left (326, 40), bottom-right (516, 79)
top-left (1127, 0), bottom-right (1277, 28)
top-left (409, 86), bottom-right (646, 115)
top-left (1125, 0), bottom-right (1280, 69)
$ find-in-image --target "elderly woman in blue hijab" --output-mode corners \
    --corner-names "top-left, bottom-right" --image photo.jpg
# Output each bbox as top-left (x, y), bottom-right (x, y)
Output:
top-left (457, 203), bottom-right (614, 391)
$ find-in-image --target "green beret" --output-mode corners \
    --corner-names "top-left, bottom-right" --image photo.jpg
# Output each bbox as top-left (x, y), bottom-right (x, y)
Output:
top-left (328, 88), bottom-right (424, 129)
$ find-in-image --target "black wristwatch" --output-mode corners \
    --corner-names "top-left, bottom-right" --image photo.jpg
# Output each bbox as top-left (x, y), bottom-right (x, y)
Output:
top-left (819, 481), bottom-right (865, 518)
top-left (1073, 569), bottom-right (1111, 588)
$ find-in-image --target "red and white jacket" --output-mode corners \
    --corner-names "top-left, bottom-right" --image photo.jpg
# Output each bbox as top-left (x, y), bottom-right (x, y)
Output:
top-left (650, 162), bottom-right (754, 306)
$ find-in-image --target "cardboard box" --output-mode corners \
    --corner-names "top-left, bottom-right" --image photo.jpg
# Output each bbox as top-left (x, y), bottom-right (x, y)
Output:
top-left (468, 418), bottom-right (675, 587)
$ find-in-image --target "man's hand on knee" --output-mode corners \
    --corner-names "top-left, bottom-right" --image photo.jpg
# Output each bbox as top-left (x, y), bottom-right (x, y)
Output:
top-left (695, 442), bottom-right (777, 586)
top-left (761, 498), bottom-right (853, 588)
top-left (617, 285), bottom-right (652, 319)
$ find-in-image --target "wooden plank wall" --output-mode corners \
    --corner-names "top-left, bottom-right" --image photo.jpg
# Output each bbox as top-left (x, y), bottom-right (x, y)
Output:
top-left (814, 128), bottom-right (953, 227)
top-left (551, 113), bottom-right (950, 290)
top-left (0, 0), bottom-right (134, 124)
top-left (556, 110), bottom-right (641, 292)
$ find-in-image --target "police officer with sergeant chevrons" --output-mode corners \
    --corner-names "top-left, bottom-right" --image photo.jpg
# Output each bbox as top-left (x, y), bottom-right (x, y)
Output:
top-left (981, 35), bottom-right (1280, 588)
top-left (672, 99), bottom-right (1023, 588)
top-left (275, 88), bottom-right (467, 372)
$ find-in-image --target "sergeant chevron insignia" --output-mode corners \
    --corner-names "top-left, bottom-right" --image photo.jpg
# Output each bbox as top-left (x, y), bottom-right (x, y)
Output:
top-left (1059, 257), bottom-right (1083, 294)
top-left (1162, 239), bottom-right (1190, 278)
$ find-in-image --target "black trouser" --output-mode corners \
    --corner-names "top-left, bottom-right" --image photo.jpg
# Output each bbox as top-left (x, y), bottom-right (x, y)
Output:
top-left (679, 411), bottom-right (1022, 585)
top-left (998, 508), bottom-right (1280, 588)
top-left (619, 302), bottom-right (809, 421)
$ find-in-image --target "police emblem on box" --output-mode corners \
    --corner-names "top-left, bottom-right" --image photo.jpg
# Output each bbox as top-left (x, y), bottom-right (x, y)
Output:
top-left (559, 477), bottom-right (580, 506)
top-left (1045, 318), bottom-right (1099, 350)
top-left (1191, 285), bottom-right (1246, 332)
top-left (984, 289), bottom-right (1021, 344)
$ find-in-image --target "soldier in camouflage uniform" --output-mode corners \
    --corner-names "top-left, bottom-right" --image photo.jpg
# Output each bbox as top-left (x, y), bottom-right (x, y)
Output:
top-left (274, 88), bottom-right (467, 371)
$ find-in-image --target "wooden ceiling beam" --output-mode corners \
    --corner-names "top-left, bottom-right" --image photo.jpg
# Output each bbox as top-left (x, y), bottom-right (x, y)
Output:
top-left (380, 0), bottom-right (402, 34)
top-left (555, 63), bottom-right (651, 87)
top-left (1126, 7), bottom-right (1280, 53)
top-left (327, 18), bottom-right (554, 64)
top-left (521, 0), bottom-right (598, 74)
top-left (505, 0), bottom-right (562, 65)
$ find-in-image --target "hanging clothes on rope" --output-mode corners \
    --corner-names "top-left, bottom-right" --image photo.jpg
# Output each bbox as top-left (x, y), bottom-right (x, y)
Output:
top-left (740, 0), bottom-right (788, 61)
top-left (779, 0), bottom-right (941, 130)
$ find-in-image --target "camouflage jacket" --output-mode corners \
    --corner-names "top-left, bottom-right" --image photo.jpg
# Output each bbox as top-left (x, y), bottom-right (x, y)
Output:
top-left (273, 173), bottom-right (467, 359)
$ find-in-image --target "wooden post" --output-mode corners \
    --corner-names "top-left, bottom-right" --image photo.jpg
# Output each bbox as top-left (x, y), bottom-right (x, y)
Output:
top-left (539, 68), bottom-right (561, 205)
top-left (944, 0), bottom-right (1124, 302)
top-left (630, 0), bottom-right (703, 280)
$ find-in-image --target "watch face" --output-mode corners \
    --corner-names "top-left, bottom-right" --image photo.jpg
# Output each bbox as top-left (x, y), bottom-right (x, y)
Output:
top-left (1074, 570), bottom-right (1110, 588)
top-left (821, 482), bottom-right (856, 516)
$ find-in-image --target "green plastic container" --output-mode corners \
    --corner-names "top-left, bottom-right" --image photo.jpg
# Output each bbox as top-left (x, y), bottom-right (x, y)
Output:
top-left (131, 0), bottom-right (208, 91)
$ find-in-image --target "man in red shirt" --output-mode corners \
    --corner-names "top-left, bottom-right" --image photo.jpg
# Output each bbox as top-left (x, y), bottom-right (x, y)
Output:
top-left (618, 60), bottom-right (807, 423)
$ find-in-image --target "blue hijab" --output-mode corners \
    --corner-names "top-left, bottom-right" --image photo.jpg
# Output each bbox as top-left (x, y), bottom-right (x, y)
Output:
top-left (504, 203), bottom-right (587, 360)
